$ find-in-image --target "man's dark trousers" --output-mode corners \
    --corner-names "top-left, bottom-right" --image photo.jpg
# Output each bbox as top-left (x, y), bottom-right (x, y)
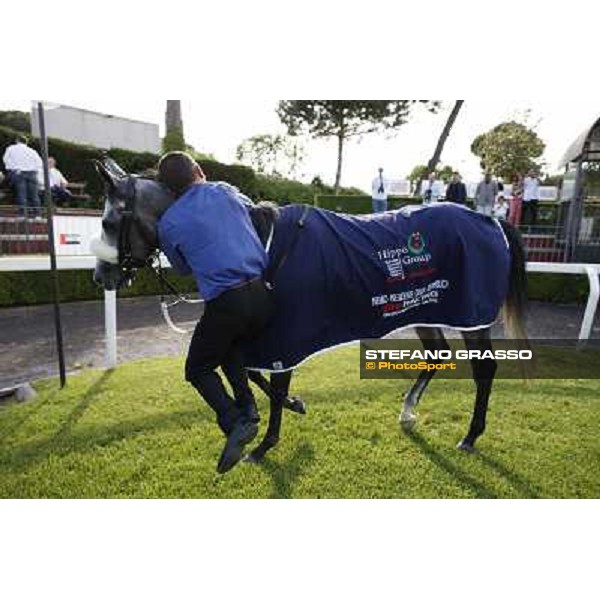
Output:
top-left (185, 278), bottom-right (273, 435)
top-left (11, 171), bottom-right (40, 217)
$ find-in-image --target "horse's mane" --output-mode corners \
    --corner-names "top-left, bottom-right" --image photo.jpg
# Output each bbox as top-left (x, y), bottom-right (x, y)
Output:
top-left (249, 201), bottom-right (279, 246)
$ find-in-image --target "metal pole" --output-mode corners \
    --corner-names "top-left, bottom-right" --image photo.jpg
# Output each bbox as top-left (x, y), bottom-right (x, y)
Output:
top-left (37, 102), bottom-right (67, 388)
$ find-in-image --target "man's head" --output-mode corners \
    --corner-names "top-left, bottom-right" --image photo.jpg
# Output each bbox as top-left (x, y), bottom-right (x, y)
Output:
top-left (428, 172), bottom-right (436, 182)
top-left (157, 151), bottom-right (206, 196)
top-left (48, 157), bottom-right (56, 169)
top-left (15, 134), bottom-right (28, 145)
top-left (452, 172), bottom-right (461, 183)
top-left (528, 169), bottom-right (536, 178)
top-left (484, 172), bottom-right (492, 183)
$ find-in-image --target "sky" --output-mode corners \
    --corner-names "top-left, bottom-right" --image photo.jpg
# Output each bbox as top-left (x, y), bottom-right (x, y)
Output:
top-left (1, 99), bottom-right (598, 191)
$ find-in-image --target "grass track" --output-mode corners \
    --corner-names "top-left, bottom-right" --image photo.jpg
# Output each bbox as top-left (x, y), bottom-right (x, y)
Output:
top-left (0, 347), bottom-right (599, 498)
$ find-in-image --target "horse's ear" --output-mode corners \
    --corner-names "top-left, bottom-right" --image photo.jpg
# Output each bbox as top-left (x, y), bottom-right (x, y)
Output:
top-left (92, 159), bottom-right (126, 192)
top-left (103, 157), bottom-right (128, 179)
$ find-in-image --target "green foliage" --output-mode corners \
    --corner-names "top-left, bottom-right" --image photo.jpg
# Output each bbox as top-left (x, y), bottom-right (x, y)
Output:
top-left (315, 195), bottom-right (418, 214)
top-left (0, 110), bottom-right (31, 133)
top-left (408, 164), bottom-right (458, 183)
top-left (277, 101), bottom-right (440, 190)
top-left (0, 124), bottom-right (258, 206)
top-left (471, 121), bottom-right (545, 180)
top-left (0, 269), bottom-right (196, 308)
top-left (1, 347), bottom-right (599, 497)
top-left (526, 273), bottom-right (588, 304)
top-left (162, 126), bottom-right (186, 153)
top-left (236, 134), bottom-right (305, 178)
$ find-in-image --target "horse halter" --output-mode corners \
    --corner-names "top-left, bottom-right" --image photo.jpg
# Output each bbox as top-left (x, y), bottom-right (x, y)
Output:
top-left (116, 177), bottom-right (148, 279)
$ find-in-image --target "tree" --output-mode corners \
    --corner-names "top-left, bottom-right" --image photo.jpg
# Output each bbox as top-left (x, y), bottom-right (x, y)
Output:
top-left (277, 100), bottom-right (439, 192)
top-left (471, 121), bottom-right (545, 180)
top-left (236, 134), bottom-right (305, 177)
top-left (408, 164), bottom-right (458, 184)
top-left (162, 100), bottom-right (186, 152)
top-left (0, 110), bottom-right (31, 133)
top-left (424, 100), bottom-right (464, 174)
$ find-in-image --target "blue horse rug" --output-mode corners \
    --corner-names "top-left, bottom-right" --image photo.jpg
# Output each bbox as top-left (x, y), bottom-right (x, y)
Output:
top-left (243, 202), bottom-right (510, 371)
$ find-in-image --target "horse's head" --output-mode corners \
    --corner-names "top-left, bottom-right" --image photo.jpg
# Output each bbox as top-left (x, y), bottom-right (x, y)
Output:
top-left (91, 158), bottom-right (175, 290)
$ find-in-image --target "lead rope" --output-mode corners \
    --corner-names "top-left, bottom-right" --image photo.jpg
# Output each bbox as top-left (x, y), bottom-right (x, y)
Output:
top-left (147, 253), bottom-right (204, 335)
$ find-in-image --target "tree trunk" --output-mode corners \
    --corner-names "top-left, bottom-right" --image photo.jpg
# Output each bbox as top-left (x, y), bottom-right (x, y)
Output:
top-left (426, 100), bottom-right (464, 173)
top-left (334, 132), bottom-right (344, 193)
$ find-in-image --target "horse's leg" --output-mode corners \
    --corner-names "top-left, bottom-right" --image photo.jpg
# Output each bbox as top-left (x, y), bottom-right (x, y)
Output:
top-left (246, 371), bottom-right (292, 462)
top-left (400, 327), bottom-right (449, 427)
top-left (457, 328), bottom-right (497, 453)
top-left (247, 370), bottom-right (306, 415)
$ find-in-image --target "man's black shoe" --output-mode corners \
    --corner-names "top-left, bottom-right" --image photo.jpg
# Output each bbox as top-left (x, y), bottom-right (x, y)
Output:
top-left (216, 419), bottom-right (259, 474)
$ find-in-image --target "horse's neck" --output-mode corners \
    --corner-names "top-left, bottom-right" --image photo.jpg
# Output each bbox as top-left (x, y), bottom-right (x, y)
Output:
top-left (249, 202), bottom-right (279, 246)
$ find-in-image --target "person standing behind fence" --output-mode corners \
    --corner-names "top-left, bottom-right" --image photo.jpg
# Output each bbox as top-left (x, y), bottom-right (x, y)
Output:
top-left (474, 173), bottom-right (498, 216)
top-left (445, 172), bottom-right (467, 204)
top-left (421, 172), bottom-right (443, 205)
top-left (522, 170), bottom-right (540, 229)
top-left (371, 167), bottom-right (388, 213)
top-left (2, 135), bottom-right (42, 218)
top-left (508, 173), bottom-right (524, 227)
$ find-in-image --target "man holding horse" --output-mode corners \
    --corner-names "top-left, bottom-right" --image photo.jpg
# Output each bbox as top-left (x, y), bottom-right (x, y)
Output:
top-left (156, 151), bottom-right (274, 473)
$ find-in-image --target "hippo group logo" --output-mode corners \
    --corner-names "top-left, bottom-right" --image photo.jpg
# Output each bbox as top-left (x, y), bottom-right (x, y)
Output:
top-left (407, 232), bottom-right (426, 255)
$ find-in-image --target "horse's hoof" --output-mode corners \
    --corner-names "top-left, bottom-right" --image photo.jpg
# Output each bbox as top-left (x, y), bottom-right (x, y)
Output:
top-left (456, 439), bottom-right (476, 454)
top-left (244, 450), bottom-right (263, 464)
top-left (285, 396), bottom-right (307, 415)
top-left (399, 412), bottom-right (417, 430)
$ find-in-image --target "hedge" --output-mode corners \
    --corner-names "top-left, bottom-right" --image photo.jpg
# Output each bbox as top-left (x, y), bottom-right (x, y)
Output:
top-left (0, 268), bottom-right (589, 308)
top-left (0, 125), bottom-right (257, 204)
top-left (0, 268), bottom-right (196, 308)
top-left (315, 194), bottom-right (431, 214)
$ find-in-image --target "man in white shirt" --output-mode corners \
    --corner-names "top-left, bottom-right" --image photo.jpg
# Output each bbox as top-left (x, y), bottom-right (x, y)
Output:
top-left (371, 167), bottom-right (388, 213)
top-left (38, 157), bottom-right (73, 204)
top-left (421, 172), bottom-right (443, 205)
top-left (2, 135), bottom-right (43, 218)
top-left (522, 170), bottom-right (540, 229)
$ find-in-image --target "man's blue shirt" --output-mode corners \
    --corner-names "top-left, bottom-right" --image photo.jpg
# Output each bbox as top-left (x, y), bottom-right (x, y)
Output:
top-left (157, 182), bottom-right (268, 301)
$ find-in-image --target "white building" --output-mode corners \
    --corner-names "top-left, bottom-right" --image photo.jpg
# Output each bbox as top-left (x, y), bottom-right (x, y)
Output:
top-left (31, 103), bottom-right (160, 154)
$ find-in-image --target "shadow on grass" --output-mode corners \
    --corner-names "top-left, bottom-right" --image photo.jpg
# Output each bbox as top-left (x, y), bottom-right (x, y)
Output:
top-left (404, 430), bottom-right (498, 498)
top-left (474, 453), bottom-right (543, 499)
top-left (0, 391), bottom-right (55, 443)
top-left (256, 442), bottom-right (315, 499)
top-left (51, 370), bottom-right (114, 444)
top-left (0, 372), bottom-right (210, 474)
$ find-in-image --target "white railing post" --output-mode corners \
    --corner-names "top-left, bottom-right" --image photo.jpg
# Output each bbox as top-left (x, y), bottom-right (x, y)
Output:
top-left (578, 266), bottom-right (600, 346)
top-left (104, 289), bottom-right (117, 368)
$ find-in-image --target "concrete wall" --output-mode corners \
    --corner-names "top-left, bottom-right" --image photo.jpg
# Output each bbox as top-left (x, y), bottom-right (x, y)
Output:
top-left (31, 104), bottom-right (160, 154)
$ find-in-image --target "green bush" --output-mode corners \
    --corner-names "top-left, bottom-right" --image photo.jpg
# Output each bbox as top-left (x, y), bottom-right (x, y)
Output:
top-left (315, 195), bottom-right (425, 214)
top-left (0, 267), bottom-right (588, 308)
top-left (527, 273), bottom-right (588, 304)
top-left (1, 124), bottom-right (259, 206)
top-left (0, 268), bottom-right (196, 308)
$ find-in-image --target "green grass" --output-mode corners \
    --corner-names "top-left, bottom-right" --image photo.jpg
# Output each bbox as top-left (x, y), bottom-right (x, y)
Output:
top-left (0, 347), bottom-right (599, 498)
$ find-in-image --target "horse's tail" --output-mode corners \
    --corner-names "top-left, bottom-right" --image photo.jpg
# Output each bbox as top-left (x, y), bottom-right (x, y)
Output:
top-left (499, 220), bottom-right (531, 357)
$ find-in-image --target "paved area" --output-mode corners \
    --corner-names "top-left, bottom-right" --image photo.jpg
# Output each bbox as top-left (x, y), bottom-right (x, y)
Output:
top-left (1, 296), bottom-right (599, 388)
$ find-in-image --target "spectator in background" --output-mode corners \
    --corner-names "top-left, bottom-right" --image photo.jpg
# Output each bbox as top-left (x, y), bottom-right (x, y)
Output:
top-left (445, 172), bottom-right (467, 205)
top-left (38, 157), bottom-right (73, 205)
top-left (508, 173), bottom-right (524, 227)
top-left (2, 135), bottom-right (42, 218)
top-left (474, 173), bottom-right (498, 216)
top-left (371, 167), bottom-right (388, 213)
top-left (522, 170), bottom-right (540, 229)
top-left (421, 172), bottom-right (443, 205)
top-left (493, 195), bottom-right (509, 220)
